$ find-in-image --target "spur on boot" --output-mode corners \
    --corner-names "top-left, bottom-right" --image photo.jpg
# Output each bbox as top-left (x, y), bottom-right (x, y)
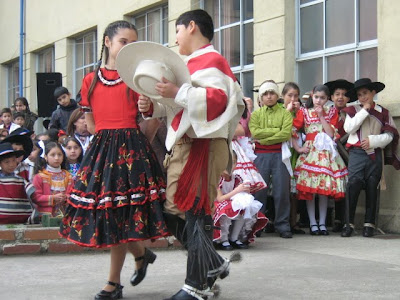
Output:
top-left (341, 225), bottom-right (354, 237)
top-left (309, 224), bottom-right (320, 235)
top-left (130, 248), bottom-right (157, 286)
top-left (318, 224), bottom-right (329, 236)
top-left (95, 281), bottom-right (123, 300)
top-left (230, 240), bottom-right (248, 249)
top-left (363, 225), bottom-right (375, 237)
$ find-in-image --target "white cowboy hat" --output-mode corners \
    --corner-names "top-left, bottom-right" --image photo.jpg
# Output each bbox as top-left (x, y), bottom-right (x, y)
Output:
top-left (116, 41), bottom-right (191, 102)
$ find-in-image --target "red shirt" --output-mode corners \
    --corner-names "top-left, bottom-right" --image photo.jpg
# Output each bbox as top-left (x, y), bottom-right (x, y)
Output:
top-left (80, 68), bottom-right (139, 131)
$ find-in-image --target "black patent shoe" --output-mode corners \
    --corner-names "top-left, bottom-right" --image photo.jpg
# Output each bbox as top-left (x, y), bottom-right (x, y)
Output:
top-left (363, 226), bottom-right (374, 237)
top-left (164, 289), bottom-right (198, 300)
top-left (130, 248), bottom-right (157, 286)
top-left (318, 225), bottom-right (329, 236)
top-left (95, 281), bottom-right (123, 300)
top-left (230, 240), bottom-right (248, 249)
top-left (341, 225), bottom-right (353, 237)
top-left (219, 242), bottom-right (233, 251)
top-left (309, 225), bottom-right (320, 235)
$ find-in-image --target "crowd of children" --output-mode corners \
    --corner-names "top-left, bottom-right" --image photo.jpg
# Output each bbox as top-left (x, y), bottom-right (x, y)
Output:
top-left (1, 73), bottom-right (397, 242)
top-left (0, 86), bottom-right (90, 225)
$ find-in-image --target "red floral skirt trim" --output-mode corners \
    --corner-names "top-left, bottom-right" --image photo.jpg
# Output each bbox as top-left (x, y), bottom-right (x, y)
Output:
top-left (297, 186), bottom-right (346, 201)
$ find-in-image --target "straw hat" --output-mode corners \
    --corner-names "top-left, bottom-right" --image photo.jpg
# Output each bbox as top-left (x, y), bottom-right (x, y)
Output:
top-left (116, 41), bottom-right (191, 103)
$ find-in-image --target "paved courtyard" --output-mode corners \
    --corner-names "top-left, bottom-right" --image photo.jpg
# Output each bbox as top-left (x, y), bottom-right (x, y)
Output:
top-left (1, 232), bottom-right (400, 300)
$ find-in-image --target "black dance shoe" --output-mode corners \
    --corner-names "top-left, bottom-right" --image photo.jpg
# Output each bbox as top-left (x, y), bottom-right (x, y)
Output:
top-left (341, 225), bottom-right (353, 237)
top-left (309, 225), bottom-right (320, 236)
top-left (230, 240), bottom-right (249, 249)
top-left (95, 281), bottom-right (123, 300)
top-left (219, 242), bottom-right (233, 251)
top-left (363, 226), bottom-right (374, 237)
top-left (318, 224), bottom-right (329, 236)
top-left (130, 248), bottom-right (157, 286)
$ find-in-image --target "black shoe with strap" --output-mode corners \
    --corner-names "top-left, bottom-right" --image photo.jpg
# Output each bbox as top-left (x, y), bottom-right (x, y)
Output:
top-left (309, 225), bottom-right (320, 236)
top-left (318, 224), bottom-right (329, 236)
top-left (130, 248), bottom-right (157, 286)
top-left (95, 281), bottom-right (123, 300)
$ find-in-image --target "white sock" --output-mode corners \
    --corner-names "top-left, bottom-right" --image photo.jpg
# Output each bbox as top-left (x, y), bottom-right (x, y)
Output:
top-left (318, 195), bottom-right (328, 230)
top-left (229, 217), bottom-right (246, 241)
top-left (222, 241), bottom-right (231, 247)
top-left (306, 199), bottom-right (318, 232)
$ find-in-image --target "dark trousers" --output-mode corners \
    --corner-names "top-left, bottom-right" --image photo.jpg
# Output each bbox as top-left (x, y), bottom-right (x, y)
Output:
top-left (347, 148), bottom-right (382, 225)
top-left (254, 152), bottom-right (291, 233)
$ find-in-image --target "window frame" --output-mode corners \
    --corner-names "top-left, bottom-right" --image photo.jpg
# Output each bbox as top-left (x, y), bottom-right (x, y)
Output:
top-left (132, 5), bottom-right (169, 46)
top-left (6, 60), bottom-right (20, 106)
top-left (36, 46), bottom-right (55, 73)
top-left (201, 0), bottom-right (254, 97)
top-left (72, 31), bottom-right (98, 96)
top-left (295, 0), bottom-right (378, 87)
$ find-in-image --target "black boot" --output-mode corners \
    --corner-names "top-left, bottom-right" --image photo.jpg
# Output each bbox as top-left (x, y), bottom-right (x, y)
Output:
top-left (164, 285), bottom-right (213, 300)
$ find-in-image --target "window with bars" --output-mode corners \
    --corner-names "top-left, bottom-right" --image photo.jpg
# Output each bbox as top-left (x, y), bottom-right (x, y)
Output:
top-left (7, 60), bottom-right (19, 106)
top-left (132, 6), bottom-right (168, 46)
top-left (73, 31), bottom-right (97, 95)
top-left (37, 47), bottom-right (55, 73)
top-left (296, 0), bottom-right (377, 93)
top-left (202, 0), bottom-right (254, 99)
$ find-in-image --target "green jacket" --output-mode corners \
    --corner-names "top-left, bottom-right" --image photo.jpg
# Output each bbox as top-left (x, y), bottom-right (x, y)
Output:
top-left (249, 104), bottom-right (293, 145)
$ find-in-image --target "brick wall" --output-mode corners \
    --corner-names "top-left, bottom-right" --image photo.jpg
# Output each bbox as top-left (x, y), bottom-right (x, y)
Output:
top-left (0, 226), bottom-right (180, 255)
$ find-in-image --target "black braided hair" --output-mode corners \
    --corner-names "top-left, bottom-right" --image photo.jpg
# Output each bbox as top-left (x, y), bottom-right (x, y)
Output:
top-left (87, 20), bottom-right (138, 104)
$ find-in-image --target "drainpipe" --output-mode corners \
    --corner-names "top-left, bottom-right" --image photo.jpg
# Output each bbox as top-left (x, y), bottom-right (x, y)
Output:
top-left (19, 0), bottom-right (24, 97)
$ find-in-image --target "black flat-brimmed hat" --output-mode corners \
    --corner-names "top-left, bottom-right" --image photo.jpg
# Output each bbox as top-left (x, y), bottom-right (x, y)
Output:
top-left (1, 127), bottom-right (33, 160)
top-left (345, 78), bottom-right (385, 102)
top-left (0, 142), bottom-right (25, 159)
top-left (324, 79), bottom-right (354, 96)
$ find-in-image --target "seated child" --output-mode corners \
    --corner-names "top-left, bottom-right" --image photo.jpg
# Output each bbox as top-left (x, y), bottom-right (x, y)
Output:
top-left (213, 151), bottom-right (268, 250)
top-left (32, 141), bottom-right (73, 217)
top-left (0, 142), bottom-right (35, 224)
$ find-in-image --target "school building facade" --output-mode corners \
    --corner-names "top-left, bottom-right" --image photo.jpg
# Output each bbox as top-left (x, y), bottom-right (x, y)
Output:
top-left (1, 0), bottom-right (399, 232)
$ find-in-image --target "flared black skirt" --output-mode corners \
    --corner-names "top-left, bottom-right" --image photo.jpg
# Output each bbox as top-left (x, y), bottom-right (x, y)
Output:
top-left (59, 128), bottom-right (169, 248)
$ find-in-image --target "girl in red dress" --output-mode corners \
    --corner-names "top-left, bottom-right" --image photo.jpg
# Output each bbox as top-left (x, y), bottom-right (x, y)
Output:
top-left (59, 21), bottom-right (168, 300)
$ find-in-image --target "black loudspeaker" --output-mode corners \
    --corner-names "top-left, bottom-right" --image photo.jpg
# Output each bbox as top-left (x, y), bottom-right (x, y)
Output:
top-left (36, 72), bottom-right (62, 118)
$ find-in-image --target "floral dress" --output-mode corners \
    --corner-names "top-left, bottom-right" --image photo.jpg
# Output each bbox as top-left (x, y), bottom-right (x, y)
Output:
top-left (293, 106), bottom-right (348, 201)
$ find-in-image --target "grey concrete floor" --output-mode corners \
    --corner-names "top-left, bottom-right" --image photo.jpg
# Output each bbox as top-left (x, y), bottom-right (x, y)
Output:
top-left (1, 232), bottom-right (400, 300)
